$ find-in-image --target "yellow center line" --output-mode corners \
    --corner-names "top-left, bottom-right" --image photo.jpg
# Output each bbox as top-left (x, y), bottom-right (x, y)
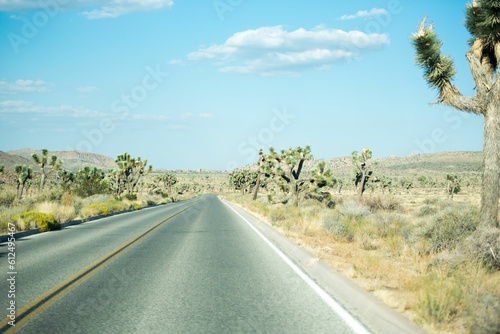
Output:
top-left (0, 203), bottom-right (196, 333)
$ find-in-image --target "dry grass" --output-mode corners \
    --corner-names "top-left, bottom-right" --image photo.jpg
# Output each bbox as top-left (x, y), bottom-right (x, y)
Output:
top-left (35, 201), bottom-right (76, 223)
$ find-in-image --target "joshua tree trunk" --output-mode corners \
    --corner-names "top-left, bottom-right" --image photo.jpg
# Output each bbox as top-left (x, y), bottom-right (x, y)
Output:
top-left (481, 103), bottom-right (500, 225)
top-left (252, 172), bottom-right (261, 201)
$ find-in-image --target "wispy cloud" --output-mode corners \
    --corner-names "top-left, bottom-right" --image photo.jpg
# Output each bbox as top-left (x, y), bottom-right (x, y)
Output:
top-left (0, 100), bottom-right (105, 118)
top-left (339, 8), bottom-right (388, 21)
top-left (0, 100), bottom-right (211, 125)
top-left (0, 79), bottom-right (48, 94)
top-left (0, 0), bottom-right (174, 19)
top-left (180, 112), bottom-right (214, 120)
top-left (188, 25), bottom-right (389, 75)
top-left (77, 85), bottom-right (99, 97)
top-left (81, 0), bottom-right (174, 19)
top-left (168, 59), bottom-right (185, 66)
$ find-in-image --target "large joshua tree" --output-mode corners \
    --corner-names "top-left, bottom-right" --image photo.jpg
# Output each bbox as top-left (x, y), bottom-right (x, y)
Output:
top-left (412, 1), bottom-right (500, 227)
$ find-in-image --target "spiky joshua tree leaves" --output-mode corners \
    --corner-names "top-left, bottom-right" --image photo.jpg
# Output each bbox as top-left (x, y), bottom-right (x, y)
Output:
top-left (229, 169), bottom-right (258, 194)
top-left (412, 1), bottom-right (500, 227)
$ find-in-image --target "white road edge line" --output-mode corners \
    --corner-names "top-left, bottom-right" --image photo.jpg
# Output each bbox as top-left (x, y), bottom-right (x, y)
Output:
top-left (223, 200), bottom-right (372, 334)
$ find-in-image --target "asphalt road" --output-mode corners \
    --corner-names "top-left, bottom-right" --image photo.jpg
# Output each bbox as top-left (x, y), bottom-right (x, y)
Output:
top-left (1, 195), bottom-right (370, 333)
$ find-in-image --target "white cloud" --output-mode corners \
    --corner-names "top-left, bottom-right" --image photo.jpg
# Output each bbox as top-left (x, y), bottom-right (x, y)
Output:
top-left (0, 100), bottom-right (206, 125)
top-left (339, 8), bottom-right (388, 21)
top-left (199, 112), bottom-right (213, 119)
top-left (77, 86), bottom-right (98, 97)
top-left (168, 59), bottom-right (185, 66)
top-left (0, 100), bottom-right (105, 118)
top-left (0, 0), bottom-right (174, 19)
top-left (188, 25), bottom-right (389, 75)
top-left (0, 79), bottom-right (48, 94)
top-left (82, 0), bottom-right (173, 19)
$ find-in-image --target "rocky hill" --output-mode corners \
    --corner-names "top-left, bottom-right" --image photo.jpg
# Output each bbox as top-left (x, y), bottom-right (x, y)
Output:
top-left (2, 149), bottom-right (117, 172)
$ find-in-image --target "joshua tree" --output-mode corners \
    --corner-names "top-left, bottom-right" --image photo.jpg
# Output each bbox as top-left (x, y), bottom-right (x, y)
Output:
top-left (229, 169), bottom-right (257, 194)
top-left (308, 160), bottom-right (337, 203)
top-left (446, 173), bottom-right (461, 199)
top-left (412, 1), bottom-right (499, 227)
top-left (57, 169), bottom-right (75, 192)
top-left (155, 172), bottom-right (178, 196)
top-left (115, 153), bottom-right (152, 195)
top-left (269, 146), bottom-right (313, 207)
top-left (32, 148), bottom-right (62, 191)
top-left (15, 164), bottom-right (33, 199)
top-left (252, 149), bottom-right (275, 201)
top-left (74, 167), bottom-right (109, 197)
top-left (352, 148), bottom-right (374, 196)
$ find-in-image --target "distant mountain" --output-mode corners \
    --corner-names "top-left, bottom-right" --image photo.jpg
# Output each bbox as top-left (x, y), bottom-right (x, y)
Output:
top-left (3, 149), bottom-right (118, 172)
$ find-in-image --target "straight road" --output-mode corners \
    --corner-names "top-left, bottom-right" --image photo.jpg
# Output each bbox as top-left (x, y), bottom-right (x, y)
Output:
top-left (1, 195), bottom-right (369, 333)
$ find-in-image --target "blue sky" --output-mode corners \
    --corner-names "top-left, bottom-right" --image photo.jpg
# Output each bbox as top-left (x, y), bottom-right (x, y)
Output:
top-left (0, 0), bottom-right (483, 170)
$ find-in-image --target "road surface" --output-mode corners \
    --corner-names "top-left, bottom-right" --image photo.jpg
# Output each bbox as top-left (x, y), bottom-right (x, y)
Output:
top-left (0, 195), bottom-right (380, 333)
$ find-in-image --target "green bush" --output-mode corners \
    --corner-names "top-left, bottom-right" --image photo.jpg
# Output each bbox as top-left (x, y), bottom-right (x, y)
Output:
top-left (15, 211), bottom-right (60, 232)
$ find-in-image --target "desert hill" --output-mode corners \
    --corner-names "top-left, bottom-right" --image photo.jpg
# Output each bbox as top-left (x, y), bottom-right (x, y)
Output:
top-left (5, 149), bottom-right (117, 172)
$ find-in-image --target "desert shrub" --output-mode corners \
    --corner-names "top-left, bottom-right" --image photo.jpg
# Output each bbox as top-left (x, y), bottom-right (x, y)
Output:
top-left (34, 202), bottom-right (76, 223)
top-left (81, 194), bottom-right (115, 206)
top-left (61, 192), bottom-right (76, 206)
top-left (15, 211), bottom-right (60, 232)
top-left (356, 230), bottom-right (378, 250)
top-left (337, 200), bottom-right (371, 221)
top-left (36, 187), bottom-right (64, 202)
top-left (416, 205), bottom-right (438, 217)
top-left (416, 272), bottom-right (465, 324)
top-left (103, 199), bottom-right (128, 213)
top-left (423, 205), bottom-right (479, 253)
top-left (465, 227), bottom-right (500, 271)
top-left (268, 205), bottom-right (300, 226)
top-left (0, 209), bottom-right (17, 233)
top-left (130, 202), bottom-right (142, 210)
top-left (469, 292), bottom-right (500, 334)
top-left (423, 198), bottom-right (439, 205)
top-left (0, 188), bottom-right (16, 207)
top-left (323, 215), bottom-right (352, 240)
top-left (269, 207), bottom-right (288, 224)
top-left (361, 195), bottom-right (401, 212)
top-left (124, 193), bottom-right (137, 201)
top-left (80, 203), bottom-right (108, 218)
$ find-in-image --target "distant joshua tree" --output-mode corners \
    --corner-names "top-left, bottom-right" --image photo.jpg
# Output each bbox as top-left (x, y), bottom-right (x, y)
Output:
top-left (32, 149), bottom-right (62, 191)
top-left (115, 153), bottom-right (152, 195)
top-left (352, 148), bottom-right (374, 196)
top-left (15, 164), bottom-right (33, 199)
top-left (412, 1), bottom-right (499, 227)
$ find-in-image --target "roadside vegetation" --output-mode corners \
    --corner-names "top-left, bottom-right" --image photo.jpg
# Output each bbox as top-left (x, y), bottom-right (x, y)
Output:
top-left (0, 149), bottom-right (203, 235)
top-left (223, 145), bottom-right (499, 334)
